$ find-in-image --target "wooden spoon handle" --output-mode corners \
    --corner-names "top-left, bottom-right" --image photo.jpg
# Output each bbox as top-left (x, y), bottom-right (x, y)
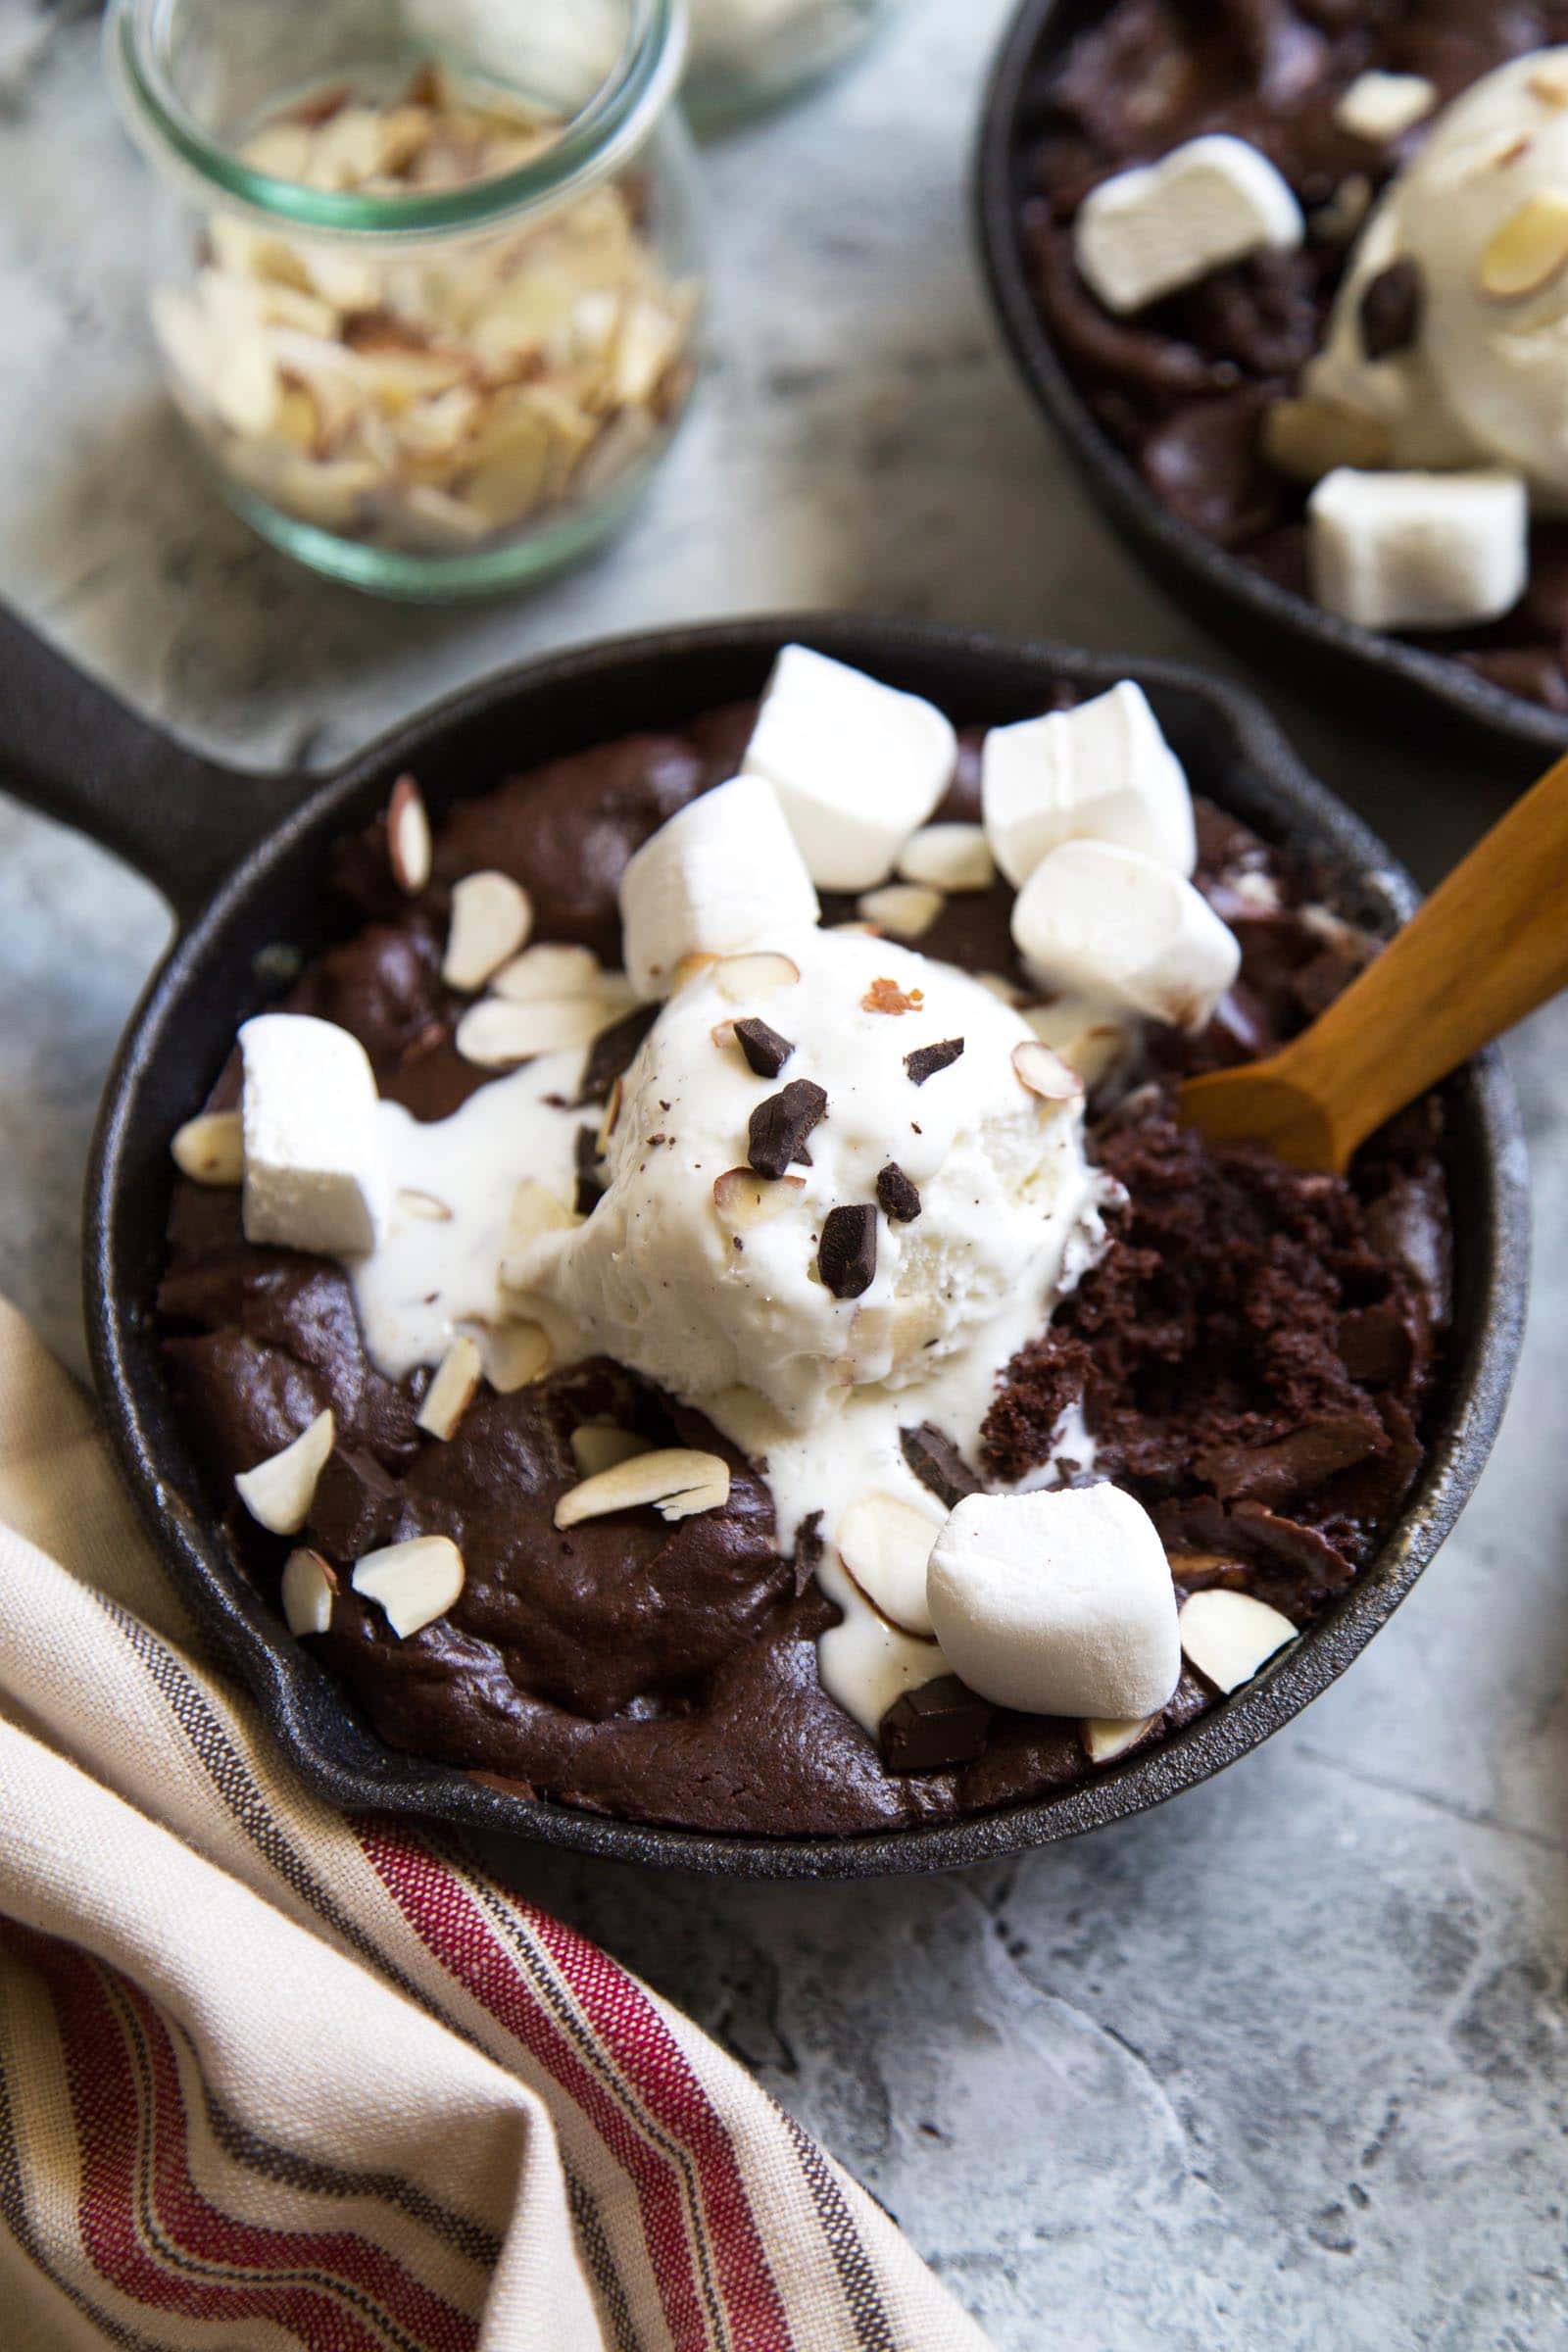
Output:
top-left (1280, 747), bottom-right (1568, 1164)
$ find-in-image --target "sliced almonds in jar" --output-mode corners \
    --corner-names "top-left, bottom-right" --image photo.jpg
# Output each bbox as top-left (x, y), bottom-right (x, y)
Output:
top-left (387, 774), bottom-right (432, 894)
top-left (1478, 189), bottom-right (1568, 299)
top-left (442, 871), bottom-right (533, 991)
top-left (837, 1493), bottom-right (942, 1639)
top-left (234, 1407), bottom-right (335, 1536)
top-left (281, 1545), bottom-right (338, 1637)
top-left (416, 1334), bottom-right (484, 1441)
top-left (555, 1446), bottom-right (731, 1529)
top-left (352, 1533), bottom-right (466, 1638)
top-left (172, 1108), bottom-right (244, 1186)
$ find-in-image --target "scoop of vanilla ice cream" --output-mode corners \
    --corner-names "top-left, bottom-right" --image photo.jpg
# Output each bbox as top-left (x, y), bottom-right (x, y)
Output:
top-left (1306, 50), bottom-right (1568, 502)
top-left (517, 927), bottom-right (1102, 1427)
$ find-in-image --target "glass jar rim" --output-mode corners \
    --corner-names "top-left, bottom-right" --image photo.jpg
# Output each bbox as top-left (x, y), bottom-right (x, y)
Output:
top-left (106, 0), bottom-right (686, 238)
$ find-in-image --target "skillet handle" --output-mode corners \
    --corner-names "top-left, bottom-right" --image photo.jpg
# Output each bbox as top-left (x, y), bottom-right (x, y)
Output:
top-left (0, 601), bottom-right (317, 925)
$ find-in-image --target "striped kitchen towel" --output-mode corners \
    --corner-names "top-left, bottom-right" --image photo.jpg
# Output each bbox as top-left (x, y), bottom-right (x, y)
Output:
top-left (0, 1298), bottom-right (990, 2351)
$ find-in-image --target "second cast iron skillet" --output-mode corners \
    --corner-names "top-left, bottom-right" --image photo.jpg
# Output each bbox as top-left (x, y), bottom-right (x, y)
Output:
top-left (975, 0), bottom-right (1568, 765)
top-left (0, 604), bottom-right (1529, 1878)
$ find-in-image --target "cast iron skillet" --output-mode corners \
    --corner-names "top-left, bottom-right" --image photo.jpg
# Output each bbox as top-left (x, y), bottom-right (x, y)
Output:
top-left (975, 0), bottom-right (1568, 765)
top-left (0, 602), bottom-right (1529, 1879)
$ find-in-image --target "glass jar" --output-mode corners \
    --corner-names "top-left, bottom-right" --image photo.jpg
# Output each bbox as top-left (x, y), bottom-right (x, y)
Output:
top-left (107, 0), bottom-right (705, 600)
top-left (683, 0), bottom-right (905, 132)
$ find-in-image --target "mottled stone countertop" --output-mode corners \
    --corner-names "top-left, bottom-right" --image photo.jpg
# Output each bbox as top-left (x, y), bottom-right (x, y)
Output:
top-left (1, 3), bottom-right (1565, 2344)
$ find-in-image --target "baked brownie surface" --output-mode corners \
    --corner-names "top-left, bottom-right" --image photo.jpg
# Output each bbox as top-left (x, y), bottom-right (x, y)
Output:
top-left (159, 698), bottom-right (1450, 1835)
top-left (1017, 0), bottom-right (1568, 710)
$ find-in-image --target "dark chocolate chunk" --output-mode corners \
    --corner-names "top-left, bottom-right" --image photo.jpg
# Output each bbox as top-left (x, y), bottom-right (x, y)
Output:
top-left (1358, 257), bottom-right (1424, 362)
top-left (880, 1675), bottom-right (992, 1774)
top-left (309, 1447), bottom-right (402, 1559)
top-left (574, 1124), bottom-right (606, 1216)
top-left (818, 1203), bottom-right (877, 1299)
top-left (747, 1078), bottom-right (827, 1180)
top-left (793, 1508), bottom-right (824, 1596)
top-left (900, 1422), bottom-right (982, 1510)
top-left (876, 1162), bottom-right (922, 1223)
top-left (733, 1017), bottom-right (794, 1079)
top-left (574, 1004), bottom-right (659, 1106)
top-left (904, 1038), bottom-right (964, 1087)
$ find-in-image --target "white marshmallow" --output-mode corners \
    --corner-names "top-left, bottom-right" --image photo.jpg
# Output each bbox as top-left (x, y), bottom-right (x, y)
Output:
top-left (741, 645), bottom-right (956, 891)
top-left (617, 774), bottom-right (820, 999)
top-left (1074, 135), bottom-right (1303, 317)
top-left (1307, 466), bottom-right (1529, 631)
top-left (1332, 71), bottom-right (1438, 145)
top-left (926, 1485), bottom-right (1181, 1721)
top-left (981, 680), bottom-right (1197, 887)
top-left (240, 1013), bottom-right (388, 1256)
top-left (1011, 840), bottom-right (1240, 1034)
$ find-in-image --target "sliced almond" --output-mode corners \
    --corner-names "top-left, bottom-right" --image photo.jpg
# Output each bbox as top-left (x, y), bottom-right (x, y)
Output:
top-left (555, 1446), bottom-right (730, 1529)
top-left (455, 996), bottom-right (610, 1067)
top-left (857, 883), bottom-right (945, 939)
top-left (491, 941), bottom-right (605, 1001)
top-left (1178, 1589), bottom-right (1296, 1693)
top-left (838, 1494), bottom-right (941, 1638)
top-left (352, 1533), bottom-right (466, 1638)
top-left (397, 1187), bottom-right (454, 1222)
top-left (1530, 61), bottom-right (1568, 107)
top-left (595, 1075), bottom-right (624, 1159)
top-left (234, 1407), bottom-right (334, 1536)
top-left (172, 1108), bottom-right (243, 1187)
top-left (442, 870), bottom-right (533, 992)
top-left (898, 822), bottom-right (996, 894)
top-left (711, 951), bottom-right (801, 1004)
top-left (509, 1179), bottom-right (577, 1241)
top-left (570, 1423), bottom-right (655, 1479)
top-left (1478, 189), bottom-right (1568, 300)
top-left (281, 1545), bottom-right (337, 1637)
top-left (1262, 396), bottom-right (1391, 485)
top-left (671, 952), bottom-right (717, 992)
top-left (1023, 1000), bottom-right (1130, 1090)
top-left (387, 774), bottom-right (431, 895)
top-left (473, 1318), bottom-right (552, 1393)
top-left (712, 1166), bottom-right (806, 1231)
top-left (1012, 1040), bottom-right (1085, 1102)
top-left (1081, 1714), bottom-right (1158, 1766)
top-left (416, 1335), bottom-right (483, 1440)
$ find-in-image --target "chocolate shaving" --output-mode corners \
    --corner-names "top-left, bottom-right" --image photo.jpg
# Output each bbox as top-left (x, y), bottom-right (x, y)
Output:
top-left (747, 1079), bottom-right (827, 1181)
top-left (905, 1038), bottom-right (964, 1087)
top-left (876, 1162), bottom-right (922, 1223)
top-left (793, 1508), bottom-right (824, 1597)
top-left (574, 1124), bottom-right (606, 1217)
top-left (900, 1423), bottom-right (982, 1510)
top-left (1358, 257), bottom-right (1424, 362)
top-left (574, 1004), bottom-right (659, 1106)
top-left (880, 1676), bottom-right (992, 1774)
top-left (818, 1203), bottom-right (877, 1299)
top-left (733, 1017), bottom-right (794, 1079)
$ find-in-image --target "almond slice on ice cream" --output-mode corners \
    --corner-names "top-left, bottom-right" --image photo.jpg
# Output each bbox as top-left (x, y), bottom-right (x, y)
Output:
top-left (1011, 1040), bottom-right (1085, 1102)
top-left (554, 1446), bottom-right (731, 1528)
top-left (387, 774), bottom-right (431, 894)
top-left (172, 1109), bottom-right (244, 1186)
top-left (711, 1167), bottom-right (806, 1231)
top-left (234, 1408), bottom-right (335, 1536)
top-left (352, 1534), bottom-right (466, 1638)
top-left (442, 871), bottom-right (533, 991)
top-left (416, 1335), bottom-right (483, 1440)
top-left (570, 1424), bottom-right (655, 1479)
top-left (1178, 1589), bottom-right (1296, 1692)
top-left (1478, 189), bottom-right (1568, 300)
top-left (281, 1545), bottom-right (337, 1637)
top-left (837, 1492), bottom-right (943, 1638)
top-left (711, 951), bottom-right (801, 1004)
top-left (474, 1320), bottom-right (552, 1393)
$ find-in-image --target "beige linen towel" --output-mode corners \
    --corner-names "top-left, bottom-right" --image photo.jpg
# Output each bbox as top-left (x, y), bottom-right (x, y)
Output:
top-left (0, 1298), bottom-right (991, 2351)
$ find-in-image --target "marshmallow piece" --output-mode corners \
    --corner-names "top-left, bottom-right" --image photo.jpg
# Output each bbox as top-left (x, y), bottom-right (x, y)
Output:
top-left (1011, 840), bottom-right (1240, 1034)
top-left (1307, 466), bottom-right (1529, 631)
top-left (926, 1485), bottom-right (1181, 1721)
top-left (1074, 135), bottom-right (1303, 316)
top-left (741, 645), bottom-right (956, 891)
top-left (1333, 72), bottom-right (1438, 145)
top-left (618, 775), bottom-right (819, 999)
top-left (240, 1013), bottom-right (389, 1255)
top-left (982, 680), bottom-right (1197, 887)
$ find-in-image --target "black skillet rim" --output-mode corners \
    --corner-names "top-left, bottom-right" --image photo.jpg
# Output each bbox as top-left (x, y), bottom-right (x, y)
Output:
top-left (973, 0), bottom-right (1568, 761)
top-left (83, 614), bottom-right (1530, 1879)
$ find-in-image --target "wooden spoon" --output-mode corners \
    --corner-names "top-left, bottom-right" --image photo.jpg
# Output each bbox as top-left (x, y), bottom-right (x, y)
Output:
top-left (1180, 749), bottom-right (1568, 1173)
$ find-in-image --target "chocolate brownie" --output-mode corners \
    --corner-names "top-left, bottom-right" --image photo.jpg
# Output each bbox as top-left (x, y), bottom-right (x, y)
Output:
top-left (158, 700), bottom-right (1450, 1836)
